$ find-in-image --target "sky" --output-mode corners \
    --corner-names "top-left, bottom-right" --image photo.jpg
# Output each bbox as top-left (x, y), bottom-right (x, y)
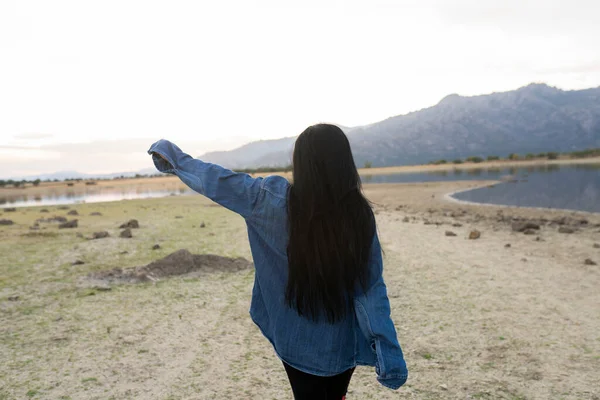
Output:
top-left (1, 0), bottom-right (600, 179)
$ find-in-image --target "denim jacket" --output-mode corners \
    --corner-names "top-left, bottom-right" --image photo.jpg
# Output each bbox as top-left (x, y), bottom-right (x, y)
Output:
top-left (148, 139), bottom-right (408, 389)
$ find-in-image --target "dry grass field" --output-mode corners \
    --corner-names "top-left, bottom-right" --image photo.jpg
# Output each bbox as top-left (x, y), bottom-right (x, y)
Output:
top-left (1, 180), bottom-right (599, 399)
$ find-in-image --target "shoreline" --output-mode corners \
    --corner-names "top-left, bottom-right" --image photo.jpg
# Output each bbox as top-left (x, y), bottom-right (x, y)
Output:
top-left (3, 178), bottom-right (600, 217)
top-left (442, 183), bottom-right (600, 217)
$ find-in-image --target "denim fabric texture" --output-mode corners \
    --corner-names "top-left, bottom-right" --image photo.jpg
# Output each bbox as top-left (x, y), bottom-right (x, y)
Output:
top-left (148, 139), bottom-right (408, 389)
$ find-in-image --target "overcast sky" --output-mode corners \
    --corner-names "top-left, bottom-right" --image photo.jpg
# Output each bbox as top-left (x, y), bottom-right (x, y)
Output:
top-left (1, 0), bottom-right (600, 178)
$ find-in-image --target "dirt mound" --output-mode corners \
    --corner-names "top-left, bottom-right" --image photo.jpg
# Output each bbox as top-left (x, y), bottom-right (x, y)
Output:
top-left (84, 249), bottom-right (252, 285)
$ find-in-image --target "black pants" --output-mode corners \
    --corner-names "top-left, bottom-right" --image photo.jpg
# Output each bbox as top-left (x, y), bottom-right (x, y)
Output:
top-left (283, 362), bottom-right (355, 400)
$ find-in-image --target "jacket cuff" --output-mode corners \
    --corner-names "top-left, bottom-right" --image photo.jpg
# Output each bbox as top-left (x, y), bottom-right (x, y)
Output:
top-left (377, 373), bottom-right (408, 390)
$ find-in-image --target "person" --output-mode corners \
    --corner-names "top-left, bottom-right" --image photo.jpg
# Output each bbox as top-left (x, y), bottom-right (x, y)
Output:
top-left (148, 124), bottom-right (408, 399)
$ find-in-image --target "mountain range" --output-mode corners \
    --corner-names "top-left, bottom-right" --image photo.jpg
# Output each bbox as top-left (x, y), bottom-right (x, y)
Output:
top-left (200, 83), bottom-right (600, 169)
top-left (12, 83), bottom-right (600, 181)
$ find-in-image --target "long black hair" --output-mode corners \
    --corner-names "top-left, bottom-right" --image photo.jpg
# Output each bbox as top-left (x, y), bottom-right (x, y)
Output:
top-left (286, 124), bottom-right (375, 324)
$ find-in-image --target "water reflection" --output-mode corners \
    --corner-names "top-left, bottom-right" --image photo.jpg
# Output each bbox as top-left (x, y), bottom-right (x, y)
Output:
top-left (0, 184), bottom-right (195, 208)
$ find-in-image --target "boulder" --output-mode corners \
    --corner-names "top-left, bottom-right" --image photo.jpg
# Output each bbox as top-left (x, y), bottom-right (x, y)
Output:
top-left (152, 244), bottom-right (161, 250)
top-left (523, 229), bottom-right (537, 235)
top-left (445, 231), bottom-right (457, 237)
top-left (593, 243), bottom-right (600, 249)
top-left (558, 227), bottom-right (575, 234)
top-left (469, 230), bottom-right (481, 240)
top-left (119, 219), bottom-right (139, 229)
top-left (120, 228), bottom-right (133, 238)
top-left (584, 259), bottom-right (597, 266)
top-left (0, 219), bottom-right (14, 225)
top-left (200, 222), bottom-right (206, 228)
top-left (67, 210), bottom-right (79, 216)
top-left (59, 220), bottom-right (78, 229)
top-left (3, 207), bottom-right (16, 212)
top-left (72, 260), bottom-right (85, 265)
top-left (92, 231), bottom-right (110, 239)
top-left (512, 222), bottom-right (541, 232)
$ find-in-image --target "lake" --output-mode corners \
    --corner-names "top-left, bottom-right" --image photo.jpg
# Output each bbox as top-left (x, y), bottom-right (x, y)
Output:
top-left (1, 164), bottom-right (599, 213)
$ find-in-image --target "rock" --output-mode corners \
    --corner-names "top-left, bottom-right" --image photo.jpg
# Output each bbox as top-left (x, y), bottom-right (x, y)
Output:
top-left (584, 259), bottom-right (597, 266)
top-left (175, 216), bottom-right (183, 219)
top-left (92, 285), bottom-right (112, 291)
top-left (521, 258), bottom-right (528, 262)
top-left (200, 222), bottom-right (206, 228)
top-left (92, 231), bottom-right (110, 239)
top-left (59, 220), bottom-right (78, 229)
top-left (452, 223), bottom-right (463, 227)
top-left (523, 229), bottom-right (537, 235)
top-left (512, 222), bottom-right (541, 232)
top-left (29, 225), bottom-right (40, 230)
top-left (8, 295), bottom-right (20, 301)
top-left (445, 231), bottom-right (457, 237)
top-left (120, 228), bottom-right (133, 238)
top-left (119, 251), bottom-right (129, 255)
top-left (40, 209), bottom-right (49, 213)
top-left (3, 207), bottom-right (16, 212)
top-left (593, 243), bottom-right (600, 249)
top-left (469, 230), bottom-right (481, 240)
top-left (72, 260), bottom-right (85, 265)
top-left (558, 227), bottom-right (575, 234)
top-left (57, 206), bottom-right (70, 210)
top-left (76, 232), bottom-right (84, 238)
top-left (119, 219), bottom-right (139, 229)
top-left (402, 217), bottom-right (410, 223)
top-left (0, 219), bottom-right (14, 225)
top-left (440, 384), bottom-right (448, 391)
top-left (67, 210), bottom-right (79, 216)
top-left (90, 212), bottom-right (102, 216)
top-left (536, 237), bottom-right (544, 242)
top-left (505, 243), bottom-right (511, 248)
top-left (579, 219), bottom-right (589, 225)
top-left (152, 244), bottom-right (161, 250)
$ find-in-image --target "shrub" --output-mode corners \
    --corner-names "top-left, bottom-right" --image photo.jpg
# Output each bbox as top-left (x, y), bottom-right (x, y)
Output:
top-left (487, 155), bottom-right (500, 161)
top-left (547, 152), bottom-right (559, 160)
top-left (466, 156), bottom-right (484, 163)
top-left (453, 159), bottom-right (464, 164)
top-left (364, 161), bottom-right (373, 169)
top-left (508, 153), bottom-right (520, 160)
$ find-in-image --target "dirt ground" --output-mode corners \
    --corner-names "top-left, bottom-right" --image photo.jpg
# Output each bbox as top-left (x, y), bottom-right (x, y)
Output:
top-left (1, 181), bottom-right (599, 399)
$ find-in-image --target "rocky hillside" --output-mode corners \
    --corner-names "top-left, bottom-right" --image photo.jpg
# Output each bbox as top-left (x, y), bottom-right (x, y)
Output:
top-left (200, 83), bottom-right (600, 168)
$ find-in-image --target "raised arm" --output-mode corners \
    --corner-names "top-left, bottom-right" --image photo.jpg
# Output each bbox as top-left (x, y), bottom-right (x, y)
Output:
top-left (148, 139), bottom-right (263, 219)
top-left (354, 232), bottom-right (408, 389)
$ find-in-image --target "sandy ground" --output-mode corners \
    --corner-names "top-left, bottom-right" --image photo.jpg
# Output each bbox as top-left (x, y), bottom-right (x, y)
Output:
top-left (1, 181), bottom-right (599, 399)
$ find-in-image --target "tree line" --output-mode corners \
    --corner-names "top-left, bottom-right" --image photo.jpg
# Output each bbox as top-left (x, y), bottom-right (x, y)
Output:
top-left (428, 147), bottom-right (600, 166)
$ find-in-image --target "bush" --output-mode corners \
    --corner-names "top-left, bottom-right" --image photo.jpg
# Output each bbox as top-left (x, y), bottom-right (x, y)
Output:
top-left (537, 152), bottom-right (547, 158)
top-left (466, 156), bottom-right (484, 163)
top-left (487, 155), bottom-right (500, 161)
top-left (525, 153), bottom-right (535, 159)
top-left (547, 152), bottom-right (559, 160)
top-left (364, 161), bottom-right (373, 169)
top-left (453, 159), bottom-right (464, 164)
top-left (508, 153), bottom-right (520, 160)
top-left (33, 179), bottom-right (41, 187)
top-left (430, 159), bottom-right (447, 165)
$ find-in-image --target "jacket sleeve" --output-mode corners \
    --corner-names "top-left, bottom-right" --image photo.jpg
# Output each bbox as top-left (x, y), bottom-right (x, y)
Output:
top-left (354, 232), bottom-right (408, 390)
top-left (147, 139), bottom-right (263, 219)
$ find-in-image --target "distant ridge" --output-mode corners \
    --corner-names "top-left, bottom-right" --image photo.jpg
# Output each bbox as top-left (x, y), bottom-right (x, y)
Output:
top-left (200, 83), bottom-right (600, 169)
